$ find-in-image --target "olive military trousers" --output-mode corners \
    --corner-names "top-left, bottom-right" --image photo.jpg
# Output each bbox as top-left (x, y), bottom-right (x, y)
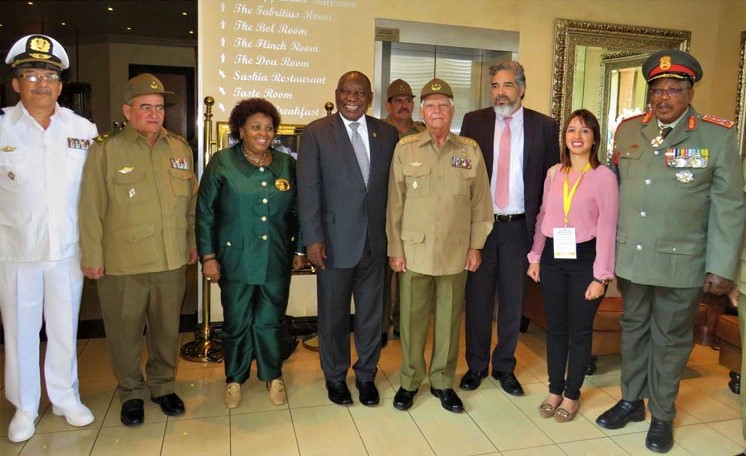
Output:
top-left (98, 267), bottom-right (185, 403)
top-left (617, 278), bottom-right (703, 421)
top-left (398, 270), bottom-right (466, 391)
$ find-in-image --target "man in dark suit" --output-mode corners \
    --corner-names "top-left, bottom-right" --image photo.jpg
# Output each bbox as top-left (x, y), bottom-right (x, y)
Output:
top-left (459, 61), bottom-right (559, 395)
top-left (297, 71), bottom-right (399, 406)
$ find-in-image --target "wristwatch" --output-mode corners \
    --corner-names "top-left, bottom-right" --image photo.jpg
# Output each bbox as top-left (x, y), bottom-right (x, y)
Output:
top-left (592, 277), bottom-right (609, 286)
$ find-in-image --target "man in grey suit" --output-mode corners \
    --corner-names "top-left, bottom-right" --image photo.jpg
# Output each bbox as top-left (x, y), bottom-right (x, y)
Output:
top-left (297, 71), bottom-right (399, 406)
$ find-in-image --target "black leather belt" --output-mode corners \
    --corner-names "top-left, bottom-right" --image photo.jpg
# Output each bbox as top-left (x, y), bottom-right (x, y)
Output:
top-left (494, 213), bottom-right (525, 222)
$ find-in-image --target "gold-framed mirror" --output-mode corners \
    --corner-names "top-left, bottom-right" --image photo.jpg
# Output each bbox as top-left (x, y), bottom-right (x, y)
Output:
top-left (551, 19), bottom-right (691, 162)
top-left (736, 31), bottom-right (746, 158)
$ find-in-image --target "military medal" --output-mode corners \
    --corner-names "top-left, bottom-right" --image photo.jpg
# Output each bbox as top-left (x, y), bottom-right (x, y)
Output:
top-left (412, 180), bottom-right (418, 190)
top-left (128, 188), bottom-right (136, 198)
top-left (170, 157), bottom-right (188, 170)
top-left (451, 155), bottom-right (472, 169)
top-left (8, 171), bottom-right (15, 180)
top-left (675, 170), bottom-right (694, 183)
top-left (650, 134), bottom-right (664, 148)
top-left (275, 178), bottom-right (290, 191)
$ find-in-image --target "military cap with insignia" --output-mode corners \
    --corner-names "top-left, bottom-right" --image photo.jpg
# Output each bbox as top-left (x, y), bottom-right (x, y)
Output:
top-left (420, 78), bottom-right (453, 99)
top-left (387, 79), bottom-right (415, 100)
top-left (642, 49), bottom-right (703, 84)
top-left (5, 34), bottom-right (69, 71)
top-left (124, 73), bottom-right (174, 103)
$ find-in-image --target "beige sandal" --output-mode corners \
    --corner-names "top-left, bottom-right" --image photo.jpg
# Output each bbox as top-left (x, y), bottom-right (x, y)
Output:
top-left (267, 378), bottom-right (286, 406)
top-left (224, 382), bottom-right (241, 409)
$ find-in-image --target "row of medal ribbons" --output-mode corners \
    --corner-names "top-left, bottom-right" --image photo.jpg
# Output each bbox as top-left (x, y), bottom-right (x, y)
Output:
top-left (664, 148), bottom-right (709, 168)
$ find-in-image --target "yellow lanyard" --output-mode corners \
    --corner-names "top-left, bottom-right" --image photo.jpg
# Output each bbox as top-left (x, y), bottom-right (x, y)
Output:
top-left (562, 163), bottom-right (591, 224)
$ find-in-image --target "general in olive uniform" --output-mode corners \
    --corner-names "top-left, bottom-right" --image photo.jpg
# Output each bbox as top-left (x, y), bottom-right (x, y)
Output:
top-left (386, 79), bottom-right (493, 413)
top-left (380, 78), bottom-right (427, 344)
top-left (79, 74), bottom-right (198, 426)
top-left (596, 50), bottom-right (746, 453)
top-left (736, 154), bottom-right (746, 456)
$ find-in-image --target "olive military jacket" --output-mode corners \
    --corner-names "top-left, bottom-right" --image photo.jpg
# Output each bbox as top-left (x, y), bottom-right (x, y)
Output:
top-left (386, 130), bottom-right (494, 276)
top-left (196, 145), bottom-right (302, 285)
top-left (614, 107), bottom-right (745, 288)
top-left (79, 124), bottom-right (197, 275)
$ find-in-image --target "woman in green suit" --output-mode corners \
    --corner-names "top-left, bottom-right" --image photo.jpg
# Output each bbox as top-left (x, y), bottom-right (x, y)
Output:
top-left (196, 98), bottom-right (306, 408)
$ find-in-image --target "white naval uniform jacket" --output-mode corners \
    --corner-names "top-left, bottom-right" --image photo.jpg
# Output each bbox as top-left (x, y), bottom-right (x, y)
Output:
top-left (0, 102), bottom-right (98, 262)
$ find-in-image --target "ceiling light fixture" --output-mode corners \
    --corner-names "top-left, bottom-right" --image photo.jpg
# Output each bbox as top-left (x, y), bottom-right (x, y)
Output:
top-left (182, 12), bottom-right (188, 16)
top-left (107, 7), bottom-right (114, 11)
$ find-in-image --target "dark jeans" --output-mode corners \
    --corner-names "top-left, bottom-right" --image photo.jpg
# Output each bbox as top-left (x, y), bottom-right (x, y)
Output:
top-left (540, 238), bottom-right (602, 400)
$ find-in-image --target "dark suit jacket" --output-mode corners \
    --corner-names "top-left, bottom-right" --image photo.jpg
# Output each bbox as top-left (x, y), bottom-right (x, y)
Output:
top-left (297, 113), bottom-right (398, 268)
top-left (460, 107), bottom-right (560, 241)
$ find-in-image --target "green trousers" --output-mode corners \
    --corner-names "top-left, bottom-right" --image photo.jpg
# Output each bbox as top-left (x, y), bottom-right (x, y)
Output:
top-left (98, 267), bottom-right (185, 402)
top-left (220, 275), bottom-right (290, 383)
top-left (398, 270), bottom-right (466, 390)
top-left (618, 278), bottom-right (702, 420)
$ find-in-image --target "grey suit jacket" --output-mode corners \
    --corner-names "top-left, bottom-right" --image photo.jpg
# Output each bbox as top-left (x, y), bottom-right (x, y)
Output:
top-left (297, 113), bottom-right (399, 268)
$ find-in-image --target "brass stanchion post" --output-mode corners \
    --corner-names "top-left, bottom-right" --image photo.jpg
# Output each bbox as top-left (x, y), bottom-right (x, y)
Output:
top-left (181, 96), bottom-right (224, 363)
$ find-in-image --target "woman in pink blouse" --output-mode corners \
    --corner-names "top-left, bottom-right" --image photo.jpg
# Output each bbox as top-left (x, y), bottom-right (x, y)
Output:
top-left (527, 109), bottom-right (619, 422)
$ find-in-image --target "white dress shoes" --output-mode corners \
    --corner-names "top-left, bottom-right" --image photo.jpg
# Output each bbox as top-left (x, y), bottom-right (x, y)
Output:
top-left (52, 403), bottom-right (95, 427)
top-left (8, 410), bottom-right (37, 443)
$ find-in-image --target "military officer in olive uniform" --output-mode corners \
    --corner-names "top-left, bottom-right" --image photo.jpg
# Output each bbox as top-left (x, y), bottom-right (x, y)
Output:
top-left (380, 78), bottom-right (427, 345)
top-left (596, 50), bottom-right (746, 453)
top-left (387, 78), bottom-right (493, 413)
top-left (734, 157), bottom-right (746, 456)
top-left (79, 74), bottom-right (198, 426)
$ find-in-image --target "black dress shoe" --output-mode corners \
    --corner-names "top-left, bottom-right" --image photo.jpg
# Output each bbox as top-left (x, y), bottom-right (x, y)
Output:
top-left (595, 399), bottom-right (645, 429)
top-left (492, 370), bottom-right (525, 396)
top-left (326, 380), bottom-right (353, 405)
top-left (459, 369), bottom-right (488, 391)
top-left (430, 387), bottom-right (464, 413)
top-left (121, 399), bottom-right (144, 426)
top-left (355, 379), bottom-right (380, 406)
top-left (381, 332), bottom-right (389, 348)
top-left (151, 393), bottom-right (185, 416)
top-left (645, 417), bottom-right (673, 453)
top-left (393, 387), bottom-right (418, 411)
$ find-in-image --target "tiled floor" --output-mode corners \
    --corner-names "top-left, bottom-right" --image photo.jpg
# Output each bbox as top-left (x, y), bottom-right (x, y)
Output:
top-left (1, 321), bottom-right (744, 456)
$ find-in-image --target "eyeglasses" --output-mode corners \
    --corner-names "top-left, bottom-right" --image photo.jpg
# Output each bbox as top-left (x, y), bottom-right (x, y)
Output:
top-left (650, 87), bottom-right (688, 98)
top-left (17, 72), bottom-right (61, 83)
top-left (136, 104), bottom-right (166, 114)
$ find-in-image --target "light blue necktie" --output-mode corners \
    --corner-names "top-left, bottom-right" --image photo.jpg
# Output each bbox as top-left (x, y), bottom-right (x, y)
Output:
top-left (349, 122), bottom-right (370, 186)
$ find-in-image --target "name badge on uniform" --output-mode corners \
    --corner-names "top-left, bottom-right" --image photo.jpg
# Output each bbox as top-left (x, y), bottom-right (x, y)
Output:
top-left (553, 227), bottom-right (577, 259)
top-left (67, 137), bottom-right (91, 150)
top-left (170, 157), bottom-right (189, 170)
top-left (451, 156), bottom-right (472, 169)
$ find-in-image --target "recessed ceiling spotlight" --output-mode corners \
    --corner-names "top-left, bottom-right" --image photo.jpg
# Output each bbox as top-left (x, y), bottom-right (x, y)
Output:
top-left (61, 22), bottom-right (66, 26)
top-left (107, 7), bottom-right (114, 11)
top-left (27, 1), bottom-right (34, 5)
top-left (126, 27), bottom-right (132, 31)
top-left (189, 30), bottom-right (194, 34)
top-left (182, 12), bottom-right (188, 16)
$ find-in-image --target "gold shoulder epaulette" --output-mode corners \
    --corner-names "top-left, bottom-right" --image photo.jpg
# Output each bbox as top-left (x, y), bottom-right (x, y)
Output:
top-left (400, 135), bottom-right (419, 144)
top-left (94, 128), bottom-right (122, 143)
top-left (702, 114), bottom-right (735, 129)
top-left (456, 136), bottom-right (478, 147)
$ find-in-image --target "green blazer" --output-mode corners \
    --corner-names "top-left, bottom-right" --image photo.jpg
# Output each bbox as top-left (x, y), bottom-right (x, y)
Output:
top-left (614, 107), bottom-right (745, 288)
top-left (196, 144), bottom-right (302, 284)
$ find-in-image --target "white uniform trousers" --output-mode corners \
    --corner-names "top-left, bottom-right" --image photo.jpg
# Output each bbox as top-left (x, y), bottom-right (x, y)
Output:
top-left (0, 255), bottom-right (83, 414)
